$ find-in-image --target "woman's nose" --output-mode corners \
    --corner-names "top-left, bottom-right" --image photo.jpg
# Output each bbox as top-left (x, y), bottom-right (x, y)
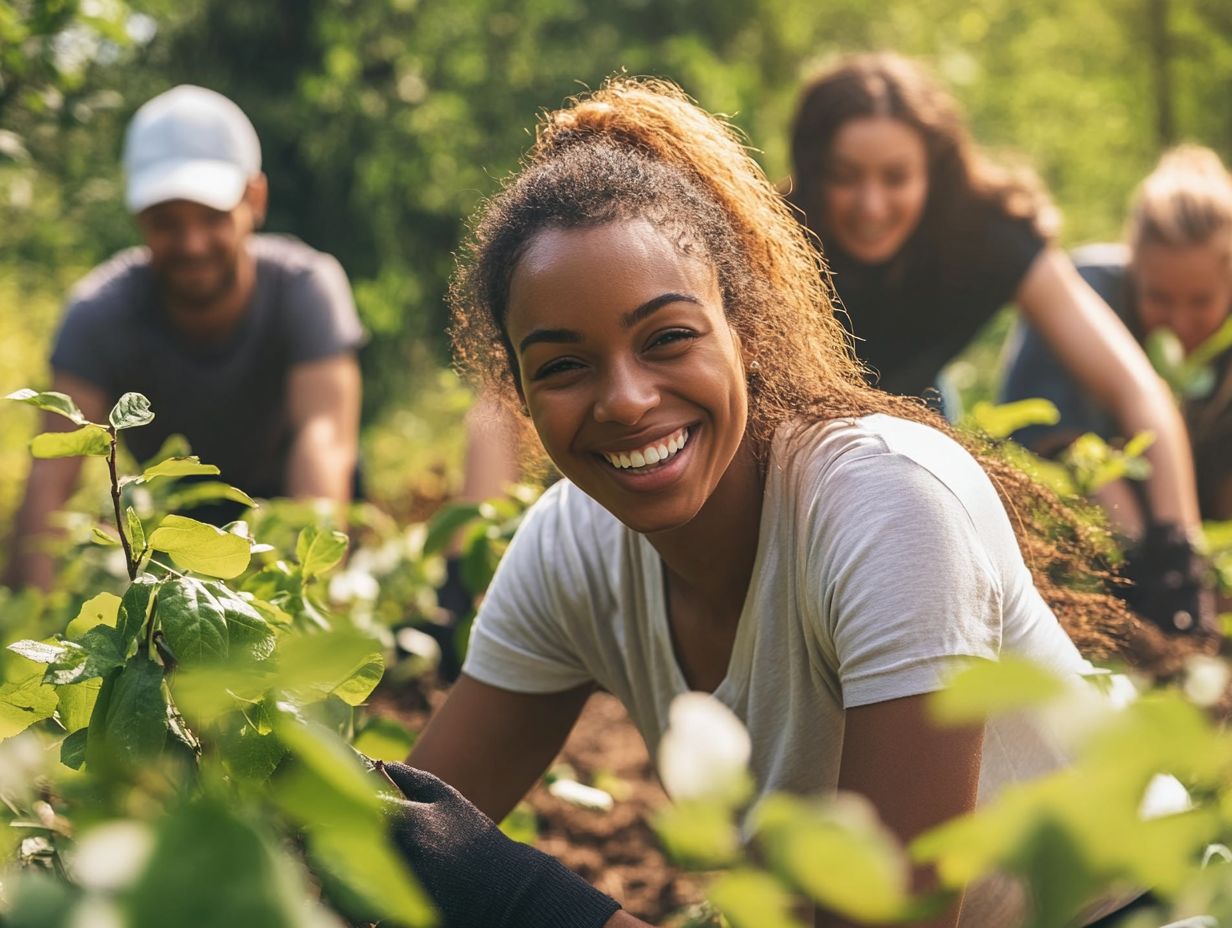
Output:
top-left (855, 183), bottom-right (889, 220)
top-left (592, 362), bottom-right (660, 425)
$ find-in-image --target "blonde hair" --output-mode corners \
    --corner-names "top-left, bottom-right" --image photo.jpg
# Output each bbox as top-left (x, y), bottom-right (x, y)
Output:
top-left (451, 76), bottom-right (1167, 664)
top-left (1128, 145), bottom-right (1232, 267)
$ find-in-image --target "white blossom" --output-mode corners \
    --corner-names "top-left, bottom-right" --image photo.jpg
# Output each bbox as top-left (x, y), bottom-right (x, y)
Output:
top-left (657, 691), bottom-right (751, 804)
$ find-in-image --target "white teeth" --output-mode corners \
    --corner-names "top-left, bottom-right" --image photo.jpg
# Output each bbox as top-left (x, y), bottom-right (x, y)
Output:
top-left (602, 427), bottom-right (691, 471)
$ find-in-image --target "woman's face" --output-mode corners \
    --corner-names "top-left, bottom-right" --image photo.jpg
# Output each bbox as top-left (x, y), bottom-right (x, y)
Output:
top-left (821, 116), bottom-right (929, 264)
top-left (1134, 241), bottom-right (1232, 354)
top-left (505, 218), bottom-right (750, 535)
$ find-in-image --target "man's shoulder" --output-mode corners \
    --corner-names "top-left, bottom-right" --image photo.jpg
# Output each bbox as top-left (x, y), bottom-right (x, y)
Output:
top-left (1069, 243), bottom-right (1130, 316)
top-left (249, 233), bottom-right (346, 282)
top-left (66, 246), bottom-right (154, 318)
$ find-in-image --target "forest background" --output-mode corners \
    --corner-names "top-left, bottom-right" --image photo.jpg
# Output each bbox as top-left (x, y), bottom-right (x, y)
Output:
top-left (3, 0), bottom-right (1232, 561)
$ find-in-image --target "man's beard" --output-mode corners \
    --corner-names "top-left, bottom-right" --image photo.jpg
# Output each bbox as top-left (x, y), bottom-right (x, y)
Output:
top-left (158, 257), bottom-right (239, 309)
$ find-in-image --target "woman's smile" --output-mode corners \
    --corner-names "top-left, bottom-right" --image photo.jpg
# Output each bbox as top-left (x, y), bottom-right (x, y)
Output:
top-left (504, 219), bottom-right (753, 535)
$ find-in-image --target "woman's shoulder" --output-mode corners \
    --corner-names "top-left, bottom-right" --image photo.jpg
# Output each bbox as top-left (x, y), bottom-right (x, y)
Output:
top-left (517, 478), bottom-right (629, 553)
top-left (775, 415), bottom-right (1000, 523)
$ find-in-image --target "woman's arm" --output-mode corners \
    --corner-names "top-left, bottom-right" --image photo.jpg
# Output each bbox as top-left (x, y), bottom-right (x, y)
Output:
top-left (1014, 247), bottom-right (1200, 534)
top-left (824, 693), bottom-right (985, 928)
top-left (408, 673), bottom-right (593, 822)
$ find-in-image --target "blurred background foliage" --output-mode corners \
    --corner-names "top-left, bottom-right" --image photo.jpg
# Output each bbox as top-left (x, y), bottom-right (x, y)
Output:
top-left (3, 0), bottom-right (1232, 549)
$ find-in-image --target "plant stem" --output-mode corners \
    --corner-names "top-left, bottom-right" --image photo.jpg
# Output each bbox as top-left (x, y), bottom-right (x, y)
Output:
top-left (107, 426), bottom-right (137, 581)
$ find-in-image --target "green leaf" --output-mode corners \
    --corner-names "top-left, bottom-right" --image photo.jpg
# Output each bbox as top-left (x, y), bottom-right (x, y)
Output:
top-left (0, 673), bottom-right (59, 738)
top-left (296, 526), bottom-right (348, 579)
top-left (118, 577), bottom-right (158, 647)
top-left (332, 650), bottom-right (384, 706)
top-left (273, 713), bottom-right (383, 818)
top-left (968, 398), bottom-right (1060, 440)
top-left (274, 630), bottom-right (386, 706)
top-left (1122, 430), bottom-right (1156, 460)
top-left (165, 481), bottom-right (256, 510)
top-left (754, 793), bottom-right (909, 923)
top-left (136, 456), bottom-right (220, 483)
top-left (44, 627), bottom-right (124, 685)
top-left (220, 723), bottom-right (286, 783)
top-left (460, 530), bottom-right (497, 594)
top-left (45, 627), bottom-right (125, 685)
top-left (88, 657), bottom-right (167, 768)
top-left (423, 501), bottom-right (482, 556)
top-left (60, 729), bottom-right (87, 769)
top-left (156, 578), bottom-right (229, 667)
top-left (353, 716), bottom-right (415, 762)
top-left (56, 678), bottom-right (101, 732)
top-left (928, 657), bottom-right (1068, 725)
top-left (8, 639), bottom-right (67, 664)
top-left (708, 869), bottom-right (806, 928)
top-left (90, 526), bottom-right (119, 547)
top-left (128, 798), bottom-right (303, 928)
top-left (6, 389), bottom-right (90, 425)
top-left (66, 592), bottom-right (122, 639)
top-left (30, 425), bottom-right (110, 458)
top-left (148, 514), bottom-right (251, 579)
top-left (653, 800), bottom-right (741, 868)
top-left (126, 507), bottom-right (146, 555)
top-left (109, 392), bottom-right (154, 430)
top-left (211, 586), bottom-right (276, 661)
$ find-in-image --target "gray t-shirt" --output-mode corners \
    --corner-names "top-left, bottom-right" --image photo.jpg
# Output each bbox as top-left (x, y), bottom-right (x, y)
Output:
top-left (463, 414), bottom-right (1125, 924)
top-left (50, 234), bottom-right (363, 498)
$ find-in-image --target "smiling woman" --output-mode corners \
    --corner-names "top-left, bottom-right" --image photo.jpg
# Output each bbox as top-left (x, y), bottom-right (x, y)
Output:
top-left (387, 77), bottom-right (1172, 928)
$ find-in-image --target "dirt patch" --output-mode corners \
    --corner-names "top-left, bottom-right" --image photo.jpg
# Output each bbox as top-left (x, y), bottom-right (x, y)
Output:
top-left (370, 682), bottom-right (706, 923)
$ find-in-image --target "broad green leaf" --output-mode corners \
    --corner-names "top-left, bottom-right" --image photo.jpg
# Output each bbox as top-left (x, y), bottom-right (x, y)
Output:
top-left (66, 592), bottom-right (122, 639)
top-left (30, 425), bottom-right (110, 458)
top-left (108, 392), bottom-right (154, 430)
top-left (332, 650), bottom-right (384, 706)
top-left (1, 871), bottom-right (79, 928)
top-left (1146, 328), bottom-right (1185, 381)
top-left (136, 456), bottom-right (220, 483)
top-left (423, 501), bottom-right (482, 556)
top-left (296, 526), bottom-right (348, 579)
top-left (128, 798), bottom-right (302, 928)
top-left (754, 793), bottom-right (909, 923)
top-left (929, 657), bottom-right (1068, 725)
top-left (353, 716), bottom-right (415, 762)
top-left (56, 678), bottom-right (101, 731)
top-left (0, 673), bottom-right (59, 739)
top-left (90, 526), bottom-right (119, 546)
top-left (211, 586), bottom-right (276, 661)
top-left (89, 657), bottom-right (167, 768)
top-left (220, 723), bottom-right (286, 783)
top-left (274, 714), bottom-right (384, 817)
top-left (306, 824), bottom-right (436, 927)
top-left (126, 507), bottom-right (146, 555)
top-left (156, 578), bottom-right (229, 667)
top-left (8, 639), bottom-right (67, 664)
top-left (118, 577), bottom-right (158, 647)
top-left (148, 514), bottom-right (251, 579)
top-left (166, 481), bottom-right (256, 510)
top-left (653, 800), bottom-right (741, 868)
top-left (6, 389), bottom-right (90, 425)
top-left (708, 869), bottom-right (805, 928)
top-left (45, 627), bottom-right (124, 685)
top-left (274, 630), bottom-right (386, 705)
top-left (460, 529), bottom-right (497, 594)
top-left (969, 398), bottom-right (1060, 440)
top-left (60, 729), bottom-right (87, 769)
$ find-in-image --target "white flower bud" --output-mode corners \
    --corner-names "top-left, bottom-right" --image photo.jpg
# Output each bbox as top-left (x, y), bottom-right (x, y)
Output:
top-left (657, 692), bottom-right (751, 804)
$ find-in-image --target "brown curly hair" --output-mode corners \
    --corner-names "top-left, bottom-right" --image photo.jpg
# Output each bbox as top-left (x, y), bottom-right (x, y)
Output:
top-left (788, 52), bottom-right (1059, 248)
top-left (450, 76), bottom-right (1160, 663)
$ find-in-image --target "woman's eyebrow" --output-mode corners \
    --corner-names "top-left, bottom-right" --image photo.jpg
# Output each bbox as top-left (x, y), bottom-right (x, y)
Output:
top-left (518, 293), bottom-right (702, 352)
top-left (621, 292), bottom-right (701, 328)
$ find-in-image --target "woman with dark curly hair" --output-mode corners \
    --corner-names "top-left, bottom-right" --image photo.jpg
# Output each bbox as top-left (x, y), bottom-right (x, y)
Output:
top-left (387, 77), bottom-right (1167, 928)
top-left (788, 52), bottom-right (1208, 636)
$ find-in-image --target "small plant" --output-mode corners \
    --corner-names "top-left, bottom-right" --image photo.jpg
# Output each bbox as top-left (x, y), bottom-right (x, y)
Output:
top-left (0, 389), bottom-right (434, 927)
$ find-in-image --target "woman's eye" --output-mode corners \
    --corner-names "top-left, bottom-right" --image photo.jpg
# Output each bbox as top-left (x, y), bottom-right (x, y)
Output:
top-left (647, 329), bottom-right (696, 351)
top-left (533, 358), bottom-right (583, 380)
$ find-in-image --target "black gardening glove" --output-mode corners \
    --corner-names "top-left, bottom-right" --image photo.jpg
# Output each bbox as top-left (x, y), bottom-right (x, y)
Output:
top-left (1118, 522), bottom-right (1217, 637)
top-left (376, 761), bottom-right (621, 928)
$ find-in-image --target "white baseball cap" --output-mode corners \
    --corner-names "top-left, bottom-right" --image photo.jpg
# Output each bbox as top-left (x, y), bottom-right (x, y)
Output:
top-left (122, 85), bottom-right (262, 214)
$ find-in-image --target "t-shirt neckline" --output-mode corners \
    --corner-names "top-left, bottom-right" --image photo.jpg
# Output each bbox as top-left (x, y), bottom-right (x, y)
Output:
top-left (638, 443), bottom-right (780, 704)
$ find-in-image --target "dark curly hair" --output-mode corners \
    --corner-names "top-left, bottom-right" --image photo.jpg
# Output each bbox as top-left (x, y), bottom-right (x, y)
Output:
top-left (450, 76), bottom-right (1172, 665)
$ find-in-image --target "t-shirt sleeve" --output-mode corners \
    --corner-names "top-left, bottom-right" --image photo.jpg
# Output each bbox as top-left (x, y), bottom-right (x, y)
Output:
top-left (462, 487), bottom-right (597, 693)
top-left (970, 208), bottom-right (1046, 307)
top-left (283, 253), bottom-right (366, 365)
top-left (811, 448), bottom-right (1003, 709)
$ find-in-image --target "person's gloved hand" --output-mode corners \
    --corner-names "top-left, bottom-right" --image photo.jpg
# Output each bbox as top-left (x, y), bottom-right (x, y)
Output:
top-left (376, 760), bottom-right (621, 928)
top-left (1118, 523), bottom-right (1217, 637)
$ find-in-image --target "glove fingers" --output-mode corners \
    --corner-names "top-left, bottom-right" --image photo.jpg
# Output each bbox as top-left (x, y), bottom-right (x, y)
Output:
top-left (380, 760), bottom-right (456, 802)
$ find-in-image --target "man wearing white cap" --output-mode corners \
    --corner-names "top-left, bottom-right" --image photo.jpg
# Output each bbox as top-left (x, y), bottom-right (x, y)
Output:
top-left (7, 85), bottom-right (364, 590)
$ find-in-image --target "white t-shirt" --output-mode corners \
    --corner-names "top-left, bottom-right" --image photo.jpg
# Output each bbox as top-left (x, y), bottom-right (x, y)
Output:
top-left (465, 414), bottom-right (1096, 810)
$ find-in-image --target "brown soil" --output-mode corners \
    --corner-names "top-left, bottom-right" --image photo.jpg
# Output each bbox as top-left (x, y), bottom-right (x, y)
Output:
top-left (369, 681), bottom-right (706, 924)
